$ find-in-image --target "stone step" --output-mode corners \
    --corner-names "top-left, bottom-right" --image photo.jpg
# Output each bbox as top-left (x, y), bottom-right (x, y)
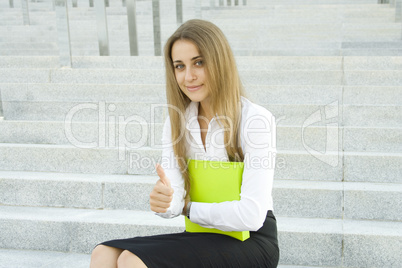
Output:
top-left (0, 40), bottom-right (343, 51)
top-left (0, 18), bottom-right (399, 30)
top-left (1, 82), bottom-right (400, 105)
top-left (1, 66), bottom-right (401, 85)
top-left (1, 1), bottom-right (388, 11)
top-left (1, 23), bottom-right (399, 36)
top-left (2, 100), bottom-right (400, 128)
top-left (0, 56), bottom-right (345, 70)
top-left (2, 32), bottom-right (399, 46)
top-left (1, 170), bottom-right (401, 221)
top-left (1, 55), bottom-right (402, 70)
top-left (0, 248), bottom-right (325, 268)
top-left (343, 126), bottom-right (402, 153)
top-left (0, 249), bottom-right (91, 268)
top-left (246, 0), bottom-right (379, 5)
top-left (0, 2), bottom-right (392, 19)
top-left (0, 205), bottom-right (400, 266)
top-left (2, 41), bottom-right (402, 57)
top-left (0, 83), bottom-right (342, 104)
top-left (0, 120), bottom-right (401, 153)
top-left (0, 143), bottom-right (400, 183)
top-left (1, 10), bottom-right (396, 23)
top-left (1, 38), bottom-right (399, 54)
top-left (0, 68), bottom-right (340, 84)
top-left (0, 248), bottom-right (323, 268)
top-left (4, 48), bottom-right (402, 57)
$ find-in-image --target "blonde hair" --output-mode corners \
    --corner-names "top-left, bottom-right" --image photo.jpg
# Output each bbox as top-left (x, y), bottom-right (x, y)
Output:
top-left (164, 19), bottom-right (245, 198)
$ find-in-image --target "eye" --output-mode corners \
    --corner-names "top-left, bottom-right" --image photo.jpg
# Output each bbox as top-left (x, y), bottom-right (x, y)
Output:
top-left (174, 64), bottom-right (184, 70)
top-left (195, 60), bottom-right (203, 66)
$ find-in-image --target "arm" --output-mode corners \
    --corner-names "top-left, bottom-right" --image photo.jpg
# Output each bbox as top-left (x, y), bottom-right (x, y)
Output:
top-left (189, 110), bottom-right (276, 231)
top-left (153, 116), bottom-right (186, 218)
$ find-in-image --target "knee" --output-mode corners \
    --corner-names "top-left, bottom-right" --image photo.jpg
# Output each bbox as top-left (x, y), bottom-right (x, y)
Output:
top-left (91, 245), bottom-right (108, 260)
top-left (117, 250), bottom-right (147, 268)
top-left (90, 245), bottom-right (121, 267)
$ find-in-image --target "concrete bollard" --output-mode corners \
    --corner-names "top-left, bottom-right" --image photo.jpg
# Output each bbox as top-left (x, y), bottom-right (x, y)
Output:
top-left (95, 0), bottom-right (110, 56)
top-left (0, 90), bottom-right (3, 120)
top-left (176, 0), bottom-right (183, 25)
top-left (396, 0), bottom-right (402, 22)
top-left (152, 0), bottom-right (162, 56)
top-left (55, 0), bottom-right (72, 67)
top-left (126, 0), bottom-right (138, 55)
top-left (195, 0), bottom-right (201, 18)
top-left (21, 0), bottom-right (30, 25)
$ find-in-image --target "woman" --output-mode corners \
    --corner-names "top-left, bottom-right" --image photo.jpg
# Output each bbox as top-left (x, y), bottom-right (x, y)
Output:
top-left (90, 19), bottom-right (279, 268)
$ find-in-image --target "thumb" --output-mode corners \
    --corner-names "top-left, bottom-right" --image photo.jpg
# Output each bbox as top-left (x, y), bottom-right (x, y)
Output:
top-left (156, 164), bottom-right (171, 188)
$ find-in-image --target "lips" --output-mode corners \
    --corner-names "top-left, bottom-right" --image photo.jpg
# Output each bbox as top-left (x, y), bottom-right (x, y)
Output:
top-left (186, 85), bottom-right (203, 92)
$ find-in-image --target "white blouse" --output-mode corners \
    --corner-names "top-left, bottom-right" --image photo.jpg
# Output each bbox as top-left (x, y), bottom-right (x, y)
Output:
top-left (157, 97), bottom-right (277, 232)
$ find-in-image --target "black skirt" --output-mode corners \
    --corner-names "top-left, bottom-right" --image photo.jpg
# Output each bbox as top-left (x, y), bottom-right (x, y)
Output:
top-left (101, 211), bottom-right (279, 268)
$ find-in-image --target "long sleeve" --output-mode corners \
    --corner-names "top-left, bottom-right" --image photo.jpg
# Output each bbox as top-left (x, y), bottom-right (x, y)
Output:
top-left (189, 101), bottom-right (276, 231)
top-left (155, 116), bottom-right (186, 219)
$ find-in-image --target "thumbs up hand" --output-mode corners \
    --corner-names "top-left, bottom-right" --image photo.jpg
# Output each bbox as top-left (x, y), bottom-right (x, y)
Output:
top-left (150, 164), bottom-right (174, 213)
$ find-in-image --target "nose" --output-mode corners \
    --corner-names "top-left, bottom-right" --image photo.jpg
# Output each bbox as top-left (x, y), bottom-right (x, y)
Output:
top-left (185, 67), bottom-right (196, 82)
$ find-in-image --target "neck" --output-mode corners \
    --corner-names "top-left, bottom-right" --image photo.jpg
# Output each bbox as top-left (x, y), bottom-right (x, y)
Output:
top-left (199, 99), bottom-right (213, 121)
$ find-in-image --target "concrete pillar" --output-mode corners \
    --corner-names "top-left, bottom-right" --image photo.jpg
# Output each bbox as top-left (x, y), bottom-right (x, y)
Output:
top-left (55, 0), bottom-right (72, 67)
top-left (0, 90), bottom-right (3, 120)
top-left (227, 0), bottom-right (231, 6)
top-left (95, 0), bottom-right (110, 56)
top-left (72, 0), bottom-right (77, 7)
top-left (9, 0), bottom-right (14, 8)
top-left (396, 0), bottom-right (402, 22)
top-left (195, 0), bottom-right (201, 18)
top-left (152, 0), bottom-right (162, 56)
top-left (21, 0), bottom-right (30, 25)
top-left (219, 0), bottom-right (223, 7)
top-left (90, 0), bottom-right (94, 7)
top-left (176, 0), bottom-right (183, 25)
top-left (126, 0), bottom-right (138, 55)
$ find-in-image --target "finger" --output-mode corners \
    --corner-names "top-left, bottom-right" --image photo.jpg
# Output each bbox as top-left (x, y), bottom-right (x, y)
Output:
top-left (156, 164), bottom-right (171, 188)
top-left (150, 198), bottom-right (171, 209)
top-left (150, 205), bottom-right (169, 213)
top-left (154, 181), bottom-right (174, 196)
top-left (150, 189), bottom-right (173, 203)
top-left (150, 193), bottom-right (172, 213)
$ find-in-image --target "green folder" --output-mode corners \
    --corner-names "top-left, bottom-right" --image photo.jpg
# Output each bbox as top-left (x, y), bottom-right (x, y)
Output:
top-left (185, 159), bottom-right (250, 241)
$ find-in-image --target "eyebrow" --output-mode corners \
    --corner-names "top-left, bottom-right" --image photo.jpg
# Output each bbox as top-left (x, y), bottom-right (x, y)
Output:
top-left (173, 56), bottom-right (202, 63)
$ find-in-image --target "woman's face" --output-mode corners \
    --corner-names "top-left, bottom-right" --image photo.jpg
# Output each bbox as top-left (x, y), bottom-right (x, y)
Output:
top-left (171, 39), bottom-right (209, 103)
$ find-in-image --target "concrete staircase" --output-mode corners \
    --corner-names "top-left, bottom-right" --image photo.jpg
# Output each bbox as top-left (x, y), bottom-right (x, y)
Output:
top-left (0, 0), bottom-right (401, 267)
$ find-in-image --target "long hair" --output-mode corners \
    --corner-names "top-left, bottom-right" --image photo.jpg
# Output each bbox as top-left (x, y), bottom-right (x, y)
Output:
top-left (163, 19), bottom-right (245, 199)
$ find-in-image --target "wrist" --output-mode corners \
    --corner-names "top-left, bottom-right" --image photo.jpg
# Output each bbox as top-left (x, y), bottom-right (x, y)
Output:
top-left (183, 201), bottom-right (192, 219)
